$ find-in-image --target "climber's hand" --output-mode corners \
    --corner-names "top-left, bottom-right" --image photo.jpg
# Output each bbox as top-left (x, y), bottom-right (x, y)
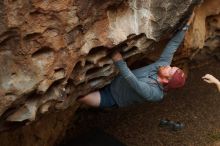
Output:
top-left (111, 51), bottom-right (123, 62)
top-left (186, 11), bottom-right (195, 26)
top-left (202, 74), bottom-right (219, 84)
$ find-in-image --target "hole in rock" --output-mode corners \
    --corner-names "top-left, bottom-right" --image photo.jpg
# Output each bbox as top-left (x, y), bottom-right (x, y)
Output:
top-left (88, 46), bottom-right (106, 56)
top-left (31, 47), bottom-right (54, 58)
top-left (23, 33), bottom-right (41, 40)
top-left (86, 64), bottom-right (109, 75)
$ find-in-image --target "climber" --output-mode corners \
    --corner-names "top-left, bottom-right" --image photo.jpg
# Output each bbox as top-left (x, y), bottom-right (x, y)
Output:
top-left (77, 12), bottom-right (195, 108)
top-left (202, 74), bottom-right (220, 92)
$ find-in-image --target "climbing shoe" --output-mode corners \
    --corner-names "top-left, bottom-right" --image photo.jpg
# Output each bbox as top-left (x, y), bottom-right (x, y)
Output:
top-left (159, 119), bottom-right (184, 131)
top-left (172, 122), bottom-right (185, 131)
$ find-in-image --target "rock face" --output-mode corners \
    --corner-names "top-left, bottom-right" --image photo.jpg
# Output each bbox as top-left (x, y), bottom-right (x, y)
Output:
top-left (185, 0), bottom-right (220, 66)
top-left (0, 0), bottom-right (219, 145)
top-left (0, 0), bottom-right (195, 123)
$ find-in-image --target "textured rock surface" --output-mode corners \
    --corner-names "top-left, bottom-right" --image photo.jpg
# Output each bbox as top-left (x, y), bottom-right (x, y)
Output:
top-left (184, 0), bottom-right (220, 68)
top-left (0, 0), bottom-right (195, 123)
top-left (0, 0), bottom-right (219, 145)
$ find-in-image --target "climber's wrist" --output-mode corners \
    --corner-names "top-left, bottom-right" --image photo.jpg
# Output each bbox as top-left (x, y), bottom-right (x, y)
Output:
top-left (182, 24), bottom-right (190, 31)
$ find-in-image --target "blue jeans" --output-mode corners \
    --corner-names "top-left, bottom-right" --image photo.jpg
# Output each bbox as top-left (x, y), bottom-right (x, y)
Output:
top-left (99, 85), bottom-right (118, 108)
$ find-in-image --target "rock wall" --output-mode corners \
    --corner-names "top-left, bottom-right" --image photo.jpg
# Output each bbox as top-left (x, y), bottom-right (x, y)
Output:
top-left (0, 0), bottom-right (219, 145)
top-left (0, 0), bottom-right (195, 124)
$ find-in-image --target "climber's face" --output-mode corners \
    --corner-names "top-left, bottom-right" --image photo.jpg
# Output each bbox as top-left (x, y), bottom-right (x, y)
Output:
top-left (158, 66), bottom-right (179, 83)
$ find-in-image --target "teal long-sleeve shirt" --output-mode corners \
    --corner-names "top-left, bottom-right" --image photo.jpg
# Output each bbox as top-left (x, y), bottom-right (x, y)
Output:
top-left (110, 27), bottom-right (188, 107)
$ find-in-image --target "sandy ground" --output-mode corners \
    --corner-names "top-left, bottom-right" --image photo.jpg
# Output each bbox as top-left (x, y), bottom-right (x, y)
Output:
top-left (61, 60), bottom-right (220, 146)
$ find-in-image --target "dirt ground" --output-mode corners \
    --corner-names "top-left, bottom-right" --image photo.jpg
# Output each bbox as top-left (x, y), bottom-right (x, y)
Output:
top-left (61, 60), bottom-right (220, 146)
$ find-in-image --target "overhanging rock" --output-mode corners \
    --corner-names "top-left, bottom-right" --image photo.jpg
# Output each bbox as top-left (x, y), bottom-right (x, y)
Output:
top-left (0, 0), bottom-right (199, 123)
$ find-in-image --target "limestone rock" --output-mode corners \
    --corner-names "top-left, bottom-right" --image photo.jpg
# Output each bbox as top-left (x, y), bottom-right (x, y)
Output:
top-left (0, 0), bottom-right (197, 123)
